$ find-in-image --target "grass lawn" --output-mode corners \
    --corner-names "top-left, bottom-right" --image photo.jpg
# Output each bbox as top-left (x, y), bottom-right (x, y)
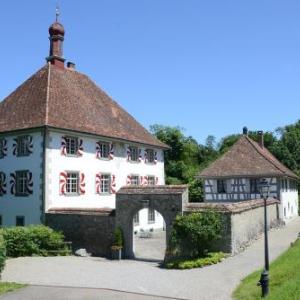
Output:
top-left (233, 239), bottom-right (300, 300)
top-left (0, 282), bottom-right (25, 295)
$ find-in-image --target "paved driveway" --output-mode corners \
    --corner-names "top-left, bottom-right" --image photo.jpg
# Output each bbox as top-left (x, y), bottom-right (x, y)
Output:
top-left (134, 229), bottom-right (166, 261)
top-left (1, 217), bottom-right (300, 300)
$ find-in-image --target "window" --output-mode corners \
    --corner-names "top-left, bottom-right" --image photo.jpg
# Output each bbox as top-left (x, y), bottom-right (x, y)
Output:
top-left (17, 136), bottom-right (30, 156)
top-left (0, 139), bottom-right (4, 159)
top-left (65, 137), bottom-right (78, 156)
top-left (16, 171), bottom-right (29, 196)
top-left (130, 175), bottom-right (140, 186)
top-left (217, 179), bottom-right (226, 193)
top-left (250, 178), bottom-right (259, 193)
top-left (100, 174), bottom-right (110, 194)
top-left (148, 176), bottom-right (155, 186)
top-left (129, 146), bottom-right (139, 162)
top-left (0, 172), bottom-right (5, 196)
top-left (146, 149), bottom-right (155, 163)
top-left (133, 212), bottom-right (139, 225)
top-left (16, 216), bottom-right (25, 226)
top-left (97, 142), bottom-right (109, 159)
top-left (281, 179), bottom-right (288, 192)
top-left (148, 209), bottom-right (155, 223)
top-left (66, 172), bottom-right (79, 194)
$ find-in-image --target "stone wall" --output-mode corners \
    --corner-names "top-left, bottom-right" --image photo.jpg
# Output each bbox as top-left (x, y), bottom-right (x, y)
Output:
top-left (45, 209), bottom-right (115, 257)
top-left (185, 199), bottom-right (280, 255)
top-left (230, 201), bottom-right (279, 254)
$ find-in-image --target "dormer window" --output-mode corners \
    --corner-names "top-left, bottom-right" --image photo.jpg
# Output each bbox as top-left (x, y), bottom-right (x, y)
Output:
top-left (65, 137), bottom-right (78, 156)
top-left (217, 179), bottom-right (226, 193)
top-left (250, 178), bottom-right (259, 193)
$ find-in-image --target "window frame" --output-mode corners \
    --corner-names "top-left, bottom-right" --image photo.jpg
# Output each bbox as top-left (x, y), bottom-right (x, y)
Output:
top-left (17, 136), bottom-right (30, 157)
top-left (133, 212), bottom-right (139, 225)
top-left (146, 149), bottom-right (155, 163)
top-left (129, 146), bottom-right (139, 162)
top-left (16, 170), bottom-right (29, 197)
top-left (97, 141), bottom-right (110, 159)
top-left (65, 136), bottom-right (79, 156)
top-left (100, 173), bottom-right (111, 194)
top-left (16, 216), bottom-right (25, 227)
top-left (250, 178), bottom-right (260, 194)
top-left (0, 139), bottom-right (4, 159)
top-left (65, 172), bottom-right (79, 195)
top-left (148, 208), bottom-right (156, 223)
top-left (217, 179), bottom-right (226, 194)
top-left (147, 176), bottom-right (156, 186)
top-left (130, 175), bottom-right (140, 186)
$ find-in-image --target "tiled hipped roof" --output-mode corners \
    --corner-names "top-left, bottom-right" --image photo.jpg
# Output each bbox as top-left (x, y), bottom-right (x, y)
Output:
top-left (198, 135), bottom-right (298, 179)
top-left (0, 64), bottom-right (168, 149)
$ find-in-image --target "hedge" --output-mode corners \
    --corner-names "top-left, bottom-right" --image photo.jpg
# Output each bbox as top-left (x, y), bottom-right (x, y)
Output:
top-left (0, 233), bottom-right (6, 274)
top-left (1, 225), bottom-right (70, 257)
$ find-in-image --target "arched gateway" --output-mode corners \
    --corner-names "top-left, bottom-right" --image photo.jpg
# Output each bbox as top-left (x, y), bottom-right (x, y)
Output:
top-left (116, 185), bottom-right (188, 259)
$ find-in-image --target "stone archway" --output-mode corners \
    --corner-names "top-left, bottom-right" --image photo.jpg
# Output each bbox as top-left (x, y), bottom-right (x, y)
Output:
top-left (116, 185), bottom-right (188, 259)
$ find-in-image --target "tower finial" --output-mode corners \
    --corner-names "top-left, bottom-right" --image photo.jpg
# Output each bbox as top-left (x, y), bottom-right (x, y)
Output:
top-left (55, 4), bottom-right (60, 22)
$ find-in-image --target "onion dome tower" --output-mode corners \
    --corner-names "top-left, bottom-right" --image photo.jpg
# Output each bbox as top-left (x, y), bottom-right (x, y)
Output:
top-left (46, 8), bottom-right (65, 68)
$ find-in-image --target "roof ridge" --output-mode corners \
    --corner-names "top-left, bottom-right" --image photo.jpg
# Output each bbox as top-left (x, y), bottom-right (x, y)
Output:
top-left (45, 63), bottom-right (51, 125)
top-left (244, 135), bottom-right (290, 177)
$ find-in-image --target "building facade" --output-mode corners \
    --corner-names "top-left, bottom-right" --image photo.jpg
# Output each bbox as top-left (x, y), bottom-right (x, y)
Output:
top-left (0, 20), bottom-right (167, 229)
top-left (198, 128), bottom-right (299, 223)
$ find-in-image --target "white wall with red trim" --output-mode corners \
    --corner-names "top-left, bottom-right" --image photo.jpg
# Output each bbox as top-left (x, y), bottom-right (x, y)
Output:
top-left (45, 130), bottom-right (165, 211)
top-left (0, 131), bottom-right (44, 226)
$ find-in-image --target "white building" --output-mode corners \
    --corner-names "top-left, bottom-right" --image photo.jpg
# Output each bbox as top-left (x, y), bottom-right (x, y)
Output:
top-left (198, 128), bottom-right (299, 223)
top-left (0, 20), bottom-right (168, 230)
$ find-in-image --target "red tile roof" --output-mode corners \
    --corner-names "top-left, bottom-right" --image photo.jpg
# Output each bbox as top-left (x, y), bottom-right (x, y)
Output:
top-left (0, 64), bottom-right (169, 149)
top-left (198, 135), bottom-right (298, 179)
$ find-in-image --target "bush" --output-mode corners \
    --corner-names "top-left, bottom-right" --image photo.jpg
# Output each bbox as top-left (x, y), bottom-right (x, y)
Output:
top-left (111, 227), bottom-right (123, 249)
top-left (168, 211), bottom-right (222, 259)
top-left (0, 233), bottom-right (6, 274)
top-left (165, 252), bottom-right (226, 269)
top-left (1, 225), bottom-right (70, 257)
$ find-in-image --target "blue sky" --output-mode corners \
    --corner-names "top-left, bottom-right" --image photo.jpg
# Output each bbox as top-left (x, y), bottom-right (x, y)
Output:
top-left (1, 1), bottom-right (300, 144)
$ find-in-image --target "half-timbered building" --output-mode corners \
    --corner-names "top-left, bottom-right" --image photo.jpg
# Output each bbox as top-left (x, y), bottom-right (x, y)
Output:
top-left (198, 128), bottom-right (299, 222)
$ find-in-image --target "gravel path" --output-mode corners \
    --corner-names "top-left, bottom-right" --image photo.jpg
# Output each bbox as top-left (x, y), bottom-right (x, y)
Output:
top-left (2, 217), bottom-right (300, 300)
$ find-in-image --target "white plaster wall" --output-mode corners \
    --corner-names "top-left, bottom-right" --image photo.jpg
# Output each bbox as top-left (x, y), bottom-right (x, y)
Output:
top-left (0, 131), bottom-right (43, 226)
top-left (46, 130), bottom-right (165, 210)
top-left (280, 190), bottom-right (298, 221)
top-left (133, 208), bottom-right (164, 231)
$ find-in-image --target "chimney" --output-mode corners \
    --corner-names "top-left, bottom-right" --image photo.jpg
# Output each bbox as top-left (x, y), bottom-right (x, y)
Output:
top-left (258, 131), bottom-right (264, 148)
top-left (243, 126), bottom-right (248, 135)
top-left (67, 62), bottom-right (76, 69)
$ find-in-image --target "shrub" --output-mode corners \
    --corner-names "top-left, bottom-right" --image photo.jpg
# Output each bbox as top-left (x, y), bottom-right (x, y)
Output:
top-left (168, 211), bottom-right (222, 259)
top-left (0, 233), bottom-right (6, 274)
top-left (111, 227), bottom-right (123, 250)
top-left (1, 225), bottom-right (69, 257)
top-left (165, 252), bottom-right (226, 269)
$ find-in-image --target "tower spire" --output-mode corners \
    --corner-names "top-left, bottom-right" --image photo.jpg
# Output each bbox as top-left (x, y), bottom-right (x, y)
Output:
top-left (46, 7), bottom-right (65, 68)
top-left (55, 5), bottom-right (60, 22)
